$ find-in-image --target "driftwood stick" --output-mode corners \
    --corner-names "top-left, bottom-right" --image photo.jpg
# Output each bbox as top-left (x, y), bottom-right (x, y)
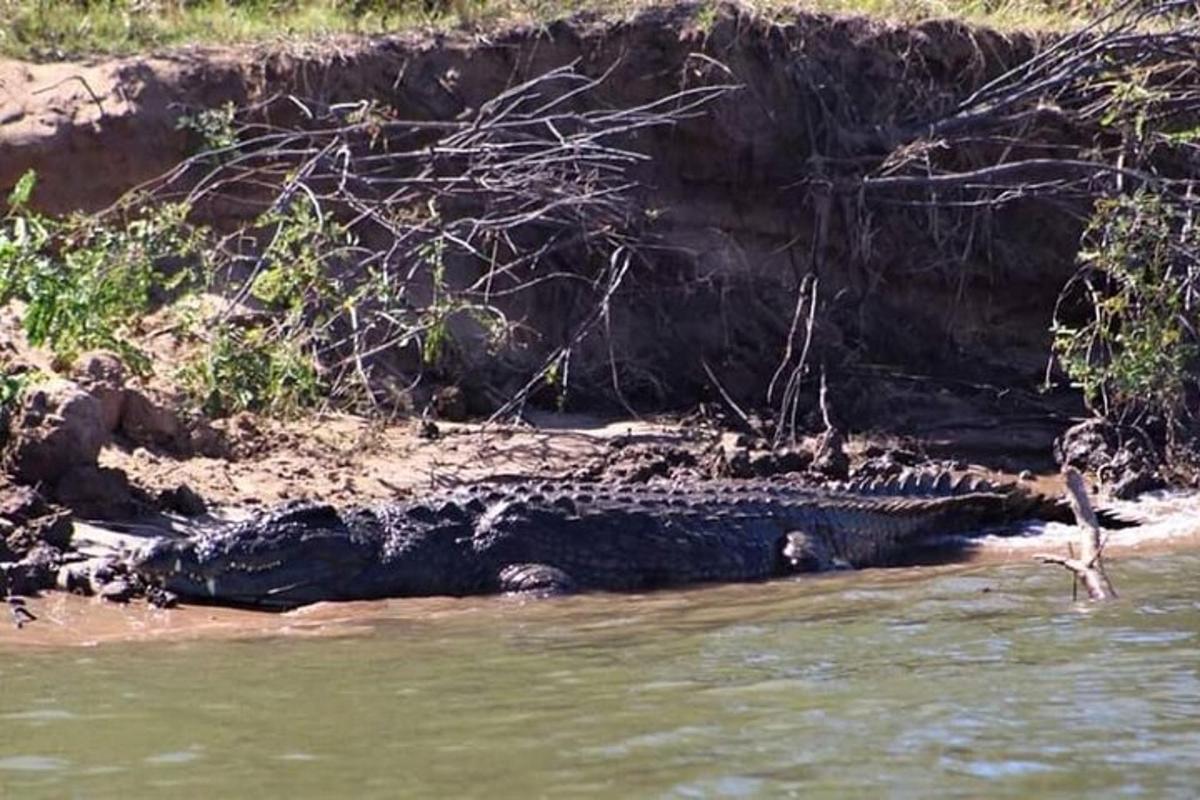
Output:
top-left (1035, 467), bottom-right (1118, 601)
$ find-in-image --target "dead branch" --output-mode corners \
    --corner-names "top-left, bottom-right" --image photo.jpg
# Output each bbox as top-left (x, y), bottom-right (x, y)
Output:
top-left (1035, 467), bottom-right (1118, 601)
top-left (129, 64), bottom-right (737, 413)
top-left (770, 276), bottom-right (819, 448)
top-left (807, 1), bottom-right (1200, 209)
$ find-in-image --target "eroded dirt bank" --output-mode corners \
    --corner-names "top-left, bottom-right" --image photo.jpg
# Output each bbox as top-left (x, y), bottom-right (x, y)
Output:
top-left (0, 3), bottom-right (1085, 458)
top-left (2, 3), bottom-right (1197, 639)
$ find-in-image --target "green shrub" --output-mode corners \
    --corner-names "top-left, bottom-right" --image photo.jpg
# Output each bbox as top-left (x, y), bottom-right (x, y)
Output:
top-left (177, 322), bottom-right (324, 418)
top-left (1052, 190), bottom-right (1200, 425)
top-left (0, 171), bottom-right (202, 374)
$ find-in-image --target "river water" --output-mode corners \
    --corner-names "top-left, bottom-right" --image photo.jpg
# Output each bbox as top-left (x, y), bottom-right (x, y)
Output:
top-left (3, 537), bottom-right (1200, 799)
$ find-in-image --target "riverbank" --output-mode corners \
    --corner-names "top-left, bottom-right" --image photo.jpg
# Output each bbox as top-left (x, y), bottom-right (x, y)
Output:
top-left (2, 1), bottom-right (1199, 627)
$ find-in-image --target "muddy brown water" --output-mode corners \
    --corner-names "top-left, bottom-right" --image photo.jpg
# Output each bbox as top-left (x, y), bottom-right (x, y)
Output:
top-left (2, 498), bottom-right (1199, 798)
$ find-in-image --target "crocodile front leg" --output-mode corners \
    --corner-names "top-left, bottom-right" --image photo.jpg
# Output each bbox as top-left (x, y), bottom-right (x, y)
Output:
top-left (782, 530), bottom-right (850, 573)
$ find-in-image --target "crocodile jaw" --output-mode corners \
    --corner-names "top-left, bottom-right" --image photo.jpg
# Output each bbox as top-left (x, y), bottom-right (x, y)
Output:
top-left (132, 536), bottom-right (365, 608)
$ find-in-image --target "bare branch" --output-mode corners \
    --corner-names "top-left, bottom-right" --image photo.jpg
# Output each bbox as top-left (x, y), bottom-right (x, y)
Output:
top-left (1035, 467), bottom-right (1118, 601)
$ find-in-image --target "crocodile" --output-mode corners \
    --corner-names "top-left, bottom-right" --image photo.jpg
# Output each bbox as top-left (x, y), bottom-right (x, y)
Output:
top-left (128, 473), bottom-right (1083, 609)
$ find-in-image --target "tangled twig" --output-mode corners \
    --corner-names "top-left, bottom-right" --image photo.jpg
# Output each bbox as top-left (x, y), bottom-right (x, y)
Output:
top-left (134, 64), bottom-right (737, 413)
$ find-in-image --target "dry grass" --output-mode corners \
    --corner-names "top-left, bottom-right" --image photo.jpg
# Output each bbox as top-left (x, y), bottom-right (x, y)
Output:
top-left (0, 0), bottom-right (1117, 62)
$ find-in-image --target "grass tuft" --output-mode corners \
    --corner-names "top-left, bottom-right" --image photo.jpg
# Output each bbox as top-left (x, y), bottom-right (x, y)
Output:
top-left (0, 0), bottom-right (1118, 62)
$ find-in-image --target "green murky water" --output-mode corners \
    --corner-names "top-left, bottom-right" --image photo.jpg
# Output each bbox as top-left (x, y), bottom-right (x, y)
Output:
top-left (2, 551), bottom-right (1199, 798)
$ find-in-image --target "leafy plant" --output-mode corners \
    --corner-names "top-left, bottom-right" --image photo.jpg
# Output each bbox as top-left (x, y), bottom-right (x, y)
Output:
top-left (0, 369), bottom-right (31, 412)
top-left (0, 171), bottom-right (203, 373)
top-left (176, 102), bottom-right (238, 158)
top-left (177, 321), bottom-right (323, 418)
top-left (249, 198), bottom-right (347, 312)
top-left (1052, 190), bottom-right (1200, 426)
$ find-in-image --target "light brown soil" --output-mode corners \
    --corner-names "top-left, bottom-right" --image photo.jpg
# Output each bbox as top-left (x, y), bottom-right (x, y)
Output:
top-left (103, 412), bottom-right (702, 508)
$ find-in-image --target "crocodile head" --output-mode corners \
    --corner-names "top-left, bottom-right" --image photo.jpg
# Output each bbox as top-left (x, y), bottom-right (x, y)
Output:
top-left (132, 505), bottom-right (383, 609)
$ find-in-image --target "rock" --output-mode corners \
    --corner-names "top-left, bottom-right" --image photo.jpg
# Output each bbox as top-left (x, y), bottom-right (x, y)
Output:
top-left (0, 483), bottom-right (47, 520)
top-left (158, 484), bottom-right (207, 517)
top-left (1111, 470), bottom-right (1165, 500)
top-left (748, 450), bottom-right (777, 477)
top-left (56, 562), bottom-right (94, 595)
top-left (0, 481), bottom-right (63, 558)
top-left (81, 558), bottom-right (138, 602)
top-left (213, 411), bottom-right (267, 459)
top-left (96, 578), bottom-right (135, 603)
top-left (0, 544), bottom-right (60, 595)
top-left (26, 510), bottom-right (72, 550)
top-left (72, 350), bottom-right (127, 432)
top-left (723, 446), bottom-right (753, 478)
top-left (52, 465), bottom-right (136, 518)
top-left (188, 418), bottom-right (228, 458)
top-left (119, 390), bottom-right (184, 450)
top-left (811, 429), bottom-right (850, 481)
top-left (574, 441), bottom-right (704, 483)
top-left (146, 586), bottom-right (179, 609)
top-left (774, 446), bottom-right (812, 474)
top-left (74, 350), bottom-right (127, 386)
top-left (2, 379), bottom-right (110, 485)
top-left (1054, 419), bottom-right (1118, 472)
top-left (1055, 418), bottom-right (1164, 499)
top-left (432, 385), bottom-right (468, 422)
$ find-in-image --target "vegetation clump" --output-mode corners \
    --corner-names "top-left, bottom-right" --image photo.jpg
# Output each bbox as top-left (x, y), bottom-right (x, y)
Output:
top-left (0, 170), bottom-right (326, 418)
top-left (0, 0), bottom-right (1122, 61)
top-left (1053, 191), bottom-right (1200, 433)
top-left (0, 171), bottom-right (201, 374)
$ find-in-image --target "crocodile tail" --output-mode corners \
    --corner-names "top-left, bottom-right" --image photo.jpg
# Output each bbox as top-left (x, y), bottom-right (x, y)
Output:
top-left (846, 468), bottom-right (999, 498)
top-left (845, 469), bottom-right (1147, 528)
top-left (998, 487), bottom-right (1145, 529)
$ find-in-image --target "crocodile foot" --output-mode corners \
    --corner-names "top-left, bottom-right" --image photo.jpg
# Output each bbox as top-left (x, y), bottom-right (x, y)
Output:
top-left (498, 563), bottom-right (577, 597)
top-left (782, 531), bottom-right (850, 573)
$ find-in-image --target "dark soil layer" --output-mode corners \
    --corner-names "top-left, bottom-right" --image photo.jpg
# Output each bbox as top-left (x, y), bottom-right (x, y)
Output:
top-left (0, 3), bottom-right (1088, 470)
